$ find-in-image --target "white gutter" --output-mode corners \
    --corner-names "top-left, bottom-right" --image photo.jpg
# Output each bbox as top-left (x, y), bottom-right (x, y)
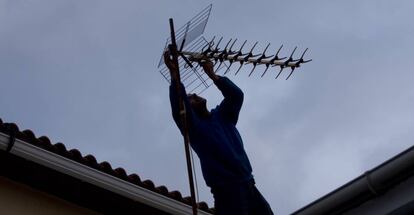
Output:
top-left (0, 132), bottom-right (212, 215)
top-left (292, 145), bottom-right (414, 215)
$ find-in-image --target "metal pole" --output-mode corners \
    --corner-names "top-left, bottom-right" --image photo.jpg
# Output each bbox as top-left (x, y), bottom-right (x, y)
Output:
top-left (169, 18), bottom-right (198, 215)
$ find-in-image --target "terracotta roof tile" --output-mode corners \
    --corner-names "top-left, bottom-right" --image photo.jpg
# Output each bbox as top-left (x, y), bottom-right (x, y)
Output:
top-left (142, 179), bottom-right (156, 191)
top-left (69, 149), bottom-right (83, 162)
top-left (168, 190), bottom-right (183, 201)
top-left (183, 196), bottom-right (192, 205)
top-left (197, 202), bottom-right (209, 211)
top-left (128, 173), bottom-right (142, 185)
top-left (84, 154), bottom-right (98, 168)
top-left (0, 118), bottom-right (214, 213)
top-left (156, 185), bottom-right (169, 195)
top-left (114, 167), bottom-right (128, 180)
top-left (54, 142), bottom-right (68, 155)
top-left (98, 161), bottom-right (114, 175)
top-left (21, 129), bottom-right (36, 142)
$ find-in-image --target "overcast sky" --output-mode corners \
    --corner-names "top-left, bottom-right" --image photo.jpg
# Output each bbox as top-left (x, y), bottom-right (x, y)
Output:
top-left (1, 0), bottom-right (414, 214)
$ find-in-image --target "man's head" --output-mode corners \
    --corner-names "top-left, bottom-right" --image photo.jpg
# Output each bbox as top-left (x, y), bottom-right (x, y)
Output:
top-left (187, 93), bottom-right (210, 118)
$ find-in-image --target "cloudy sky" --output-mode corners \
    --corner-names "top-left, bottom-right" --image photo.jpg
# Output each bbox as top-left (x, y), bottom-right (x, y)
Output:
top-left (1, 0), bottom-right (414, 214)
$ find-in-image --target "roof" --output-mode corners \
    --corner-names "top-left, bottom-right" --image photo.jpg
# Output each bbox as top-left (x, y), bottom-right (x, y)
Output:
top-left (0, 118), bottom-right (214, 214)
top-left (292, 144), bottom-right (414, 215)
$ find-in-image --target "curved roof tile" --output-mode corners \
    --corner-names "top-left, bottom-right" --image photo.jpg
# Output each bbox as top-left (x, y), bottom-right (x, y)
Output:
top-left (0, 118), bottom-right (214, 213)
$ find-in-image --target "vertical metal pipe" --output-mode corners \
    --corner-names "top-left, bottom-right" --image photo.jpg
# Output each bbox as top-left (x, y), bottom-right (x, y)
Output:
top-left (169, 18), bottom-right (198, 215)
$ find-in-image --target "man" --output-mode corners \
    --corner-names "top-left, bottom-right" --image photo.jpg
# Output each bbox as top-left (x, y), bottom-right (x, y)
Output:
top-left (164, 49), bottom-right (274, 215)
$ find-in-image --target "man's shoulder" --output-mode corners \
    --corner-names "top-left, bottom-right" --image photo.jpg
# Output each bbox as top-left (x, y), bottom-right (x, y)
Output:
top-left (210, 106), bottom-right (220, 114)
top-left (211, 106), bottom-right (228, 121)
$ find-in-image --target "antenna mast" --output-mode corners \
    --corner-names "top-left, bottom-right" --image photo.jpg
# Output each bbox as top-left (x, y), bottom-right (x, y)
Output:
top-left (168, 18), bottom-right (199, 215)
top-left (158, 5), bottom-right (311, 214)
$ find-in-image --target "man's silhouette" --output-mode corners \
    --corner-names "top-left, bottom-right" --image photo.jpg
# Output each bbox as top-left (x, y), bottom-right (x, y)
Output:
top-left (164, 49), bottom-right (273, 215)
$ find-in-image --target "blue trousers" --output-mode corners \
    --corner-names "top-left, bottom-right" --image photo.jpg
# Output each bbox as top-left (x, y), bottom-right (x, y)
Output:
top-left (211, 180), bottom-right (274, 215)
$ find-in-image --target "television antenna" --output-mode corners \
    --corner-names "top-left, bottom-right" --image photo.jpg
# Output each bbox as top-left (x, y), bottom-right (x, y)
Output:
top-left (158, 4), bottom-right (312, 94)
top-left (158, 4), bottom-right (311, 215)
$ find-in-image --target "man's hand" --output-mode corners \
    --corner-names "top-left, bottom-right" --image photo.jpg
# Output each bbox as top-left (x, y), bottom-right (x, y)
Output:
top-left (199, 59), bottom-right (219, 82)
top-left (163, 45), bottom-right (180, 82)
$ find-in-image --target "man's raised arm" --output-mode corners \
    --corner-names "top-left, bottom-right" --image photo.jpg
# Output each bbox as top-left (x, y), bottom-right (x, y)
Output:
top-left (200, 60), bottom-right (244, 124)
top-left (164, 50), bottom-right (196, 135)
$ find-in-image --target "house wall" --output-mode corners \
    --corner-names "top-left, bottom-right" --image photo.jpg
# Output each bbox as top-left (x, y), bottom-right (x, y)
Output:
top-left (344, 176), bottom-right (414, 215)
top-left (0, 176), bottom-right (100, 215)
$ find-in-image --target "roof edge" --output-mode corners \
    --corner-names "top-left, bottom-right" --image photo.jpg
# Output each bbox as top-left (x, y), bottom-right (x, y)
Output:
top-left (292, 145), bottom-right (414, 215)
top-left (0, 132), bottom-right (212, 215)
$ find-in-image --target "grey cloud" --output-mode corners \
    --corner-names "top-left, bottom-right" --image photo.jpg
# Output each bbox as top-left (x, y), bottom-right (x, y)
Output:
top-left (1, 0), bottom-right (414, 214)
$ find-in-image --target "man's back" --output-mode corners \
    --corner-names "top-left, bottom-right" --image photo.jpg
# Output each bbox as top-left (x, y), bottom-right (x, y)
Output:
top-left (170, 76), bottom-right (253, 188)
